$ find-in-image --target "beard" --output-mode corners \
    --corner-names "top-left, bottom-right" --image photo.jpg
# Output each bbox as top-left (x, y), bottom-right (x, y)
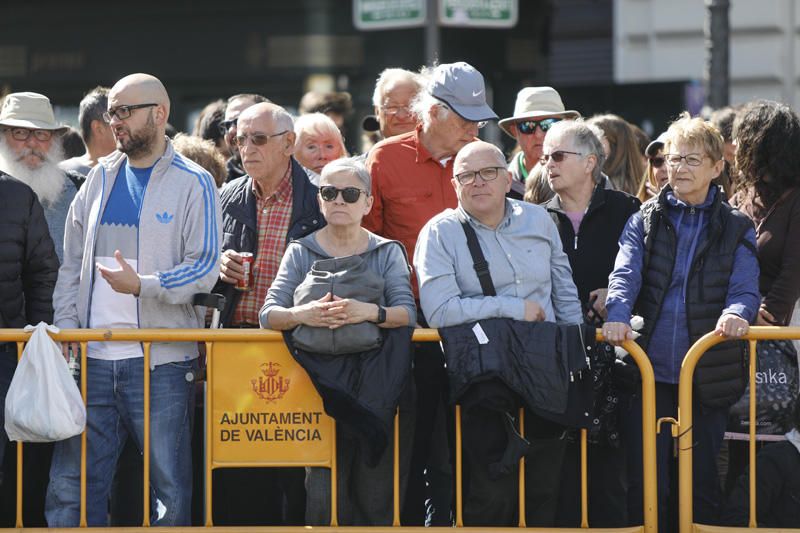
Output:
top-left (0, 138), bottom-right (66, 207)
top-left (114, 112), bottom-right (158, 160)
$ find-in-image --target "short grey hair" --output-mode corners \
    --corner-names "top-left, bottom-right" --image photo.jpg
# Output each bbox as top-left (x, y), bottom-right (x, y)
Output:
top-left (372, 68), bottom-right (424, 108)
top-left (320, 156), bottom-right (372, 192)
top-left (546, 120), bottom-right (607, 183)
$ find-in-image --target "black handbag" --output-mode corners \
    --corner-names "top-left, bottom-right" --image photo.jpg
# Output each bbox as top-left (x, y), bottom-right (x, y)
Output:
top-left (291, 254), bottom-right (384, 355)
top-left (438, 214), bottom-right (594, 429)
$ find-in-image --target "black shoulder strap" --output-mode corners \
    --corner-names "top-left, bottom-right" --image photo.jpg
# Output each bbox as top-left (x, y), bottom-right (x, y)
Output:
top-left (456, 212), bottom-right (496, 297)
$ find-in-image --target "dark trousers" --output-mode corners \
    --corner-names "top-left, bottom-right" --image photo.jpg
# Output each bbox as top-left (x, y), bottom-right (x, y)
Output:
top-left (461, 402), bottom-right (567, 527)
top-left (623, 382), bottom-right (728, 532)
top-left (401, 340), bottom-right (453, 526)
top-left (555, 439), bottom-right (628, 527)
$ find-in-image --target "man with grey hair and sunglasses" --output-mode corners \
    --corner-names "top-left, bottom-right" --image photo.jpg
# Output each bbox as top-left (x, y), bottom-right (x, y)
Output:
top-left (0, 92), bottom-right (86, 262)
top-left (363, 61), bottom-right (498, 525)
top-left (212, 101), bottom-right (323, 525)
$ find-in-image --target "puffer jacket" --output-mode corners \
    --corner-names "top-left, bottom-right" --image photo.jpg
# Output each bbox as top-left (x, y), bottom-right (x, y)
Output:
top-left (0, 172), bottom-right (59, 330)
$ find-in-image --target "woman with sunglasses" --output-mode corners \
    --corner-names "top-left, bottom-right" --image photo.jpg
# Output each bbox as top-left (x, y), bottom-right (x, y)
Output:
top-left (636, 132), bottom-right (669, 202)
top-left (261, 157), bottom-right (415, 526)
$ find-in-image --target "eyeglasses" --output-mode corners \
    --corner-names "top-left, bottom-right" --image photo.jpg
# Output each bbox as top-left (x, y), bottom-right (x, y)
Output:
top-left (5, 127), bottom-right (53, 142)
top-left (664, 153), bottom-right (706, 167)
top-left (319, 185), bottom-right (368, 203)
top-left (235, 130), bottom-right (289, 147)
top-left (218, 118), bottom-right (238, 135)
top-left (441, 104), bottom-right (487, 130)
top-left (380, 105), bottom-right (412, 117)
top-left (649, 156), bottom-right (666, 168)
top-left (454, 166), bottom-right (504, 186)
top-left (539, 150), bottom-right (583, 165)
top-left (516, 118), bottom-right (562, 135)
top-left (102, 103), bottom-right (158, 123)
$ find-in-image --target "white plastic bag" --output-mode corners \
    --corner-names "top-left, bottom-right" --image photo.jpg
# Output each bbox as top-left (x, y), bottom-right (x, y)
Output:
top-left (4, 322), bottom-right (86, 442)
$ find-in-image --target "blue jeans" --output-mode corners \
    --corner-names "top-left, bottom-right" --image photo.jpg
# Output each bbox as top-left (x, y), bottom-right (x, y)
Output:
top-left (45, 357), bottom-right (196, 526)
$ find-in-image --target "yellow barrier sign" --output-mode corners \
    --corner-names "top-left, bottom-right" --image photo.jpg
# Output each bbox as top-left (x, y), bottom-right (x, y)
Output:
top-left (210, 340), bottom-right (333, 466)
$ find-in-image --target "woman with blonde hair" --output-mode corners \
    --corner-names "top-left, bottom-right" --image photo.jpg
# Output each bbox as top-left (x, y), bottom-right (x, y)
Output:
top-left (294, 112), bottom-right (347, 184)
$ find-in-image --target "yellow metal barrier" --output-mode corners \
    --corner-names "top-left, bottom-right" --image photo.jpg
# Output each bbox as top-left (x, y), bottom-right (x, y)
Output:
top-left (0, 328), bottom-right (657, 532)
top-left (677, 326), bottom-right (800, 533)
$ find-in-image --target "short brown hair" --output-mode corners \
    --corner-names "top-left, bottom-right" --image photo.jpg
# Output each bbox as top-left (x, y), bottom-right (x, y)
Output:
top-left (664, 111), bottom-right (724, 162)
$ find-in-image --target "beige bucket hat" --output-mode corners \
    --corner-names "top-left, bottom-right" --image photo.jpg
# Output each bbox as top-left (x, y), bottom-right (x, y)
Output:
top-left (0, 92), bottom-right (67, 131)
top-left (499, 86), bottom-right (580, 138)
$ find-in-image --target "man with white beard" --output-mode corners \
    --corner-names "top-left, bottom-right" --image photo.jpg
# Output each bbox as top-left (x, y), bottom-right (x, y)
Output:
top-left (0, 92), bottom-right (85, 262)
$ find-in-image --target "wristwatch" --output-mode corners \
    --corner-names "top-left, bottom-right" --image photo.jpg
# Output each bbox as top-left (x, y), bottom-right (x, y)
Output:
top-left (375, 305), bottom-right (387, 324)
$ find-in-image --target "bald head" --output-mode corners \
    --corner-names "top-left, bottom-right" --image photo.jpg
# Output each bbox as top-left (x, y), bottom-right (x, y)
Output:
top-left (454, 140), bottom-right (506, 176)
top-left (238, 102), bottom-right (294, 132)
top-left (110, 73), bottom-right (170, 119)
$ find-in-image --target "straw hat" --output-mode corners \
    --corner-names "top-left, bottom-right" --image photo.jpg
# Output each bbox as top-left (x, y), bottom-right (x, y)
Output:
top-left (498, 87), bottom-right (580, 138)
top-left (0, 92), bottom-right (67, 131)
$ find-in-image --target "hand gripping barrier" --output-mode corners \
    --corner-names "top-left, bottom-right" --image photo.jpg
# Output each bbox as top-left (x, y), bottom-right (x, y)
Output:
top-left (676, 326), bottom-right (800, 533)
top-left (0, 327), bottom-right (658, 532)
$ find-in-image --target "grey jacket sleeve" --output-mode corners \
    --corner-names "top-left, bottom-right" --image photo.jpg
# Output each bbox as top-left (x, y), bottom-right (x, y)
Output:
top-left (260, 242), bottom-right (311, 328)
top-left (139, 175), bottom-right (223, 304)
top-left (380, 242), bottom-right (416, 326)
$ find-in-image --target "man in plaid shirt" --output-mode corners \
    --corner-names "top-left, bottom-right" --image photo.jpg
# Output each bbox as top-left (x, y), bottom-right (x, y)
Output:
top-left (213, 102), bottom-right (324, 524)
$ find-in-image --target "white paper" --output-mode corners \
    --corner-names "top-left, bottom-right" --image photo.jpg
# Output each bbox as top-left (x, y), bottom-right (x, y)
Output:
top-left (472, 322), bottom-right (489, 345)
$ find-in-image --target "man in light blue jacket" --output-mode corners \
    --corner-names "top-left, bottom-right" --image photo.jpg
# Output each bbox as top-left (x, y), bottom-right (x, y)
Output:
top-left (45, 73), bottom-right (222, 527)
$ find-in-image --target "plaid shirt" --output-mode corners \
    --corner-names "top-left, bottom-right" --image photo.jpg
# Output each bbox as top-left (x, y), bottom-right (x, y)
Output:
top-left (232, 165), bottom-right (293, 326)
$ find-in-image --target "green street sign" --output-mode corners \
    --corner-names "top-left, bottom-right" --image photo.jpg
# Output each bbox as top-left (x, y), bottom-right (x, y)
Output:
top-left (439, 0), bottom-right (518, 28)
top-left (353, 0), bottom-right (427, 31)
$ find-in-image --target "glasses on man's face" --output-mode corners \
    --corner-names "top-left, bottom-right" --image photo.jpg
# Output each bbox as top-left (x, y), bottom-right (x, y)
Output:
top-left (235, 130), bottom-right (289, 147)
top-left (454, 166), bottom-right (504, 186)
top-left (517, 118), bottom-right (562, 135)
top-left (442, 105), bottom-right (487, 130)
top-left (5, 127), bottom-right (53, 142)
top-left (664, 153), bottom-right (706, 167)
top-left (102, 103), bottom-right (158, 123)
top-left (319, 185), bottom-right (368, 203)
top-left (218, 118), bottom-right (238, 135)
top-left (539, 150), bottom-right (583, 165)
top-left (649, 156), bottom-right (666, 169)
top-left (380, 105), bottom-right (412, 117)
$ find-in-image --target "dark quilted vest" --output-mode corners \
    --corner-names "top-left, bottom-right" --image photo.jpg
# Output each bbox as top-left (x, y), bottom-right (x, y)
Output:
top-left (636, 187), bottom-right (755, 408)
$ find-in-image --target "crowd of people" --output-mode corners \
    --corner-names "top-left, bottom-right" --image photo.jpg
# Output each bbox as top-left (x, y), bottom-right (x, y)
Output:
top-left (0, 60), bottom-right (798, 532)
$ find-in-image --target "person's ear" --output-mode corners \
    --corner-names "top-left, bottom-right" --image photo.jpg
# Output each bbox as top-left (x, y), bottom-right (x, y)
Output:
top-left (711, 157), bottom-right (724, 179)
top-left (284, 131), bottom-right (296, 156)
top-left (363, 193), bottom-right (374, 216)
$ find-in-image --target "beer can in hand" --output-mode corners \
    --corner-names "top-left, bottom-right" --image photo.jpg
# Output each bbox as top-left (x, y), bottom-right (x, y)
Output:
top-left (236, 252), bottom-right (254, 291)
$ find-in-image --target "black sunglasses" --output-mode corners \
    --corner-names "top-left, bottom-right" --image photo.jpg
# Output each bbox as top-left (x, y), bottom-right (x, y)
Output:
top-left (649, 156), bottom-right (666, 168)
top-left (319, 185), bottom-right (368, 203)
top-left (517, 117), bottom-right (562, 135)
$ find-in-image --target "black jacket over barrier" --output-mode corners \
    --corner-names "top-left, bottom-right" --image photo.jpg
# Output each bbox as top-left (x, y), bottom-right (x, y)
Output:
top-left (636, 186), bottom-right (755, 408)
top-left (214, 158), bottom-right (325, 327)
top-left (0, 172), bottom-right (58, 331)
top-left (283, 326), bottom-right (414, 466)
top-left (440, 319), bottom-right (596, 429)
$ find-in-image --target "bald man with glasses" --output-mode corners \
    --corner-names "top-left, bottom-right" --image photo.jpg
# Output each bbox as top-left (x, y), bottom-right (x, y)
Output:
top-left (211, 101), bottom-right (323, 525)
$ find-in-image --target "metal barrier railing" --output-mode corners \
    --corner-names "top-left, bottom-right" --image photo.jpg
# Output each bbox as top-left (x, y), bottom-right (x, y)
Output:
top-left (677, 326), bottom-right (800, 533)
top-left (0, 328), bottom-right (657, 532)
